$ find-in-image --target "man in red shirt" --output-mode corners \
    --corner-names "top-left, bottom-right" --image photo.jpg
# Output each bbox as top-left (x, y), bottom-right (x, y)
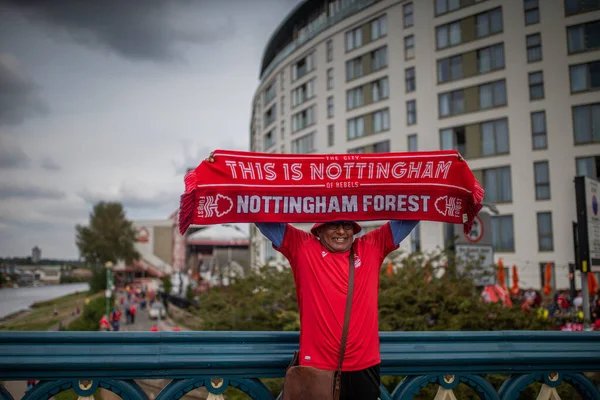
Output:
top-left (256, 219), bottom-right (418, 400)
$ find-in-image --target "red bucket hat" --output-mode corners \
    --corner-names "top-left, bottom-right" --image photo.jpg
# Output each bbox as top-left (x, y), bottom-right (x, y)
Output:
top-left (310, 221), bottom-right (362, 237)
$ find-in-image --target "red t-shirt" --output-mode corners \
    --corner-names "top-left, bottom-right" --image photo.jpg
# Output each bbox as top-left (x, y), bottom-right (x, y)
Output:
top-left (277, 223), bottom-right (398, 371)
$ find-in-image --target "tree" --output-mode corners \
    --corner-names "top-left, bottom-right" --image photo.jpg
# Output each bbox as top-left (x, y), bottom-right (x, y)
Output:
top-left (76, 202), bottom-right (140, 265)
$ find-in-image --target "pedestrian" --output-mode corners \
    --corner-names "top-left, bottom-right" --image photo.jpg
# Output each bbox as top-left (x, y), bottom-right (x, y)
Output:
top-left (99, 314), bottom-right (111, 331)
top-left (110, 307), bottom-right (122, 331)
top-left (256, 219), bottom-right (418, 400)
top-left (123, 299), bottom-right (131, 324)
top-left (129, 303), bottom-right (137, 324)
top-left (150, 323), bottom-right (159, 332)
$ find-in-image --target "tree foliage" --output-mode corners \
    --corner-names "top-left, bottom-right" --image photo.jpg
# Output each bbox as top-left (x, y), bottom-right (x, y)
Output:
top-left (194, 249), bottom-right (550, 332)
top-left (76, 202), bottom-right (139, 265)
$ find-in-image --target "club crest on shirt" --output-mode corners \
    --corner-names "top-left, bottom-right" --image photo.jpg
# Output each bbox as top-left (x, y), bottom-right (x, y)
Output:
top-left (321, 251), bottom-right (328, 258)
top-left (354, 254), bottom-right (361, 268)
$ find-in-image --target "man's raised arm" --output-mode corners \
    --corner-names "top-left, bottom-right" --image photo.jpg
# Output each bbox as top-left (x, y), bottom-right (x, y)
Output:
top-left (255, 223), bottom-right (287, 248)
top-left (389, 220), bottom-right (419, 246)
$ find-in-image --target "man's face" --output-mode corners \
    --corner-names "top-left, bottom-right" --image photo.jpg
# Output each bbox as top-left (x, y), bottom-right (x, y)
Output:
top-left (318, 221), bottom-right (355, 253)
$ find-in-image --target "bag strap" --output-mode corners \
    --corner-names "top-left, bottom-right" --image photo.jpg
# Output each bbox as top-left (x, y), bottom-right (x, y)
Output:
top-left (337, 247), bottom-right (355, 373)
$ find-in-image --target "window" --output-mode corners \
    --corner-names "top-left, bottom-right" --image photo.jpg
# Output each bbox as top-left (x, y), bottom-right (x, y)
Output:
top-left (372, 47), bottom-right (388, 71)
top-left (372, 77), bottom-right (389, 102)
top-left (328, 124), bottom-right (334, 147)
top-left (491, 215), bottom-right (515, 252)
top-left (349, 140), bottom-right (390, 154)
top-left (435, 0), bottom-right (460, 16)
top-left (408, 134), bottom-right (418, 152)
top-left (347, 86), bottom-right (363, 110)
top-left (525, 0), bottom-right (540, 25)
top-left (291, 132), bottom-right (315, 154)
top-left (440, 126), bottom-right (466, 156)
top-left (405, 35), bottom-right (415, 60)
top-left (529, 71), bottom-right (545, 100)
top-left (346, 58), bottom-right (362, 80)
top-left (436, 21), bottom-right (461, 49)
top-left (438, 55), bottom-right (462, 83)
top-left (477, 43), bottom-right (505, 73)
top-left (534, 161), bottom-right (551, 200)
top-left (407, 100), bottom-right (416, 125)
top-left (264, 82), bottom-right (276, 106)
top-left (291, 105), bottom-right (316, 133)
top-left (411, 223), bottom-right (421, 252)
top-left (264, 104), bottom-right (276, 127)
top-left (479, 80), bottom-right (507, 109)
top-left (373, 109), bottom-right (390, 133)
top-left (327, 68), bottom-right (334, 90)
top-left (405, 67), bottom-right (416, 92)
top-left (531, 111), bottom-right (547, 149)
top-left (348, 116), bottom-right (365, 139)
top-left (483, 166), bottom-right (512, 202)
top-left (576, 155), bottom-right (600, 178)
top-left (281, 124), bottom-right (285, 140)
top-left (346, 27), bottom-right (362, 51)
top-left (526, 33), bottom-right (542, 62)
top-left (567, 21), bottom-right (600, 54)
top-left (572, 102), bottom-right (600, 144)
top-left (481, 118), bottom-right (509, 157)
top-left (570, 61), bottom-right (600, 93)
top-left (346, 46), bottom-right (387, 81)
top-left (327, 96), bottom-right (334, 118)
top-left (291, 79), bottom-right (315, 107)
top-left (264, 240), bottom-right (277, 261)
top-left (371, 15), bottom-right (388, 41)
top-left (279, 71), bottom-right (284, 91)
top-left (263, 129), bottom-right (275, 150)
top-left (327, 40), bottom-right (333, 62)
top-left (537, 212), bottom-right (554, 251)
top-left (291, 52), bottom-right (315, 81)
top-left (436, 8), bottom-right (502, 49)
top-left (439, 90), bottom-right (464, 117)
top-left (476, 8), bottom-right (503, 38)
top-left (281, 96), bottom-right (285, 116)
top-left (373, 140), bottom-right (390, 153)
top-left (403, 3), bottom-right (414, 28)
top-left (565, 0), bottom-right (600, 16)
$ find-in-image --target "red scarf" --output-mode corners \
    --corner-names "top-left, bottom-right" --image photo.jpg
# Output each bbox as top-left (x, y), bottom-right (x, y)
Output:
top-left (179, 150), bottom-right (483, 235)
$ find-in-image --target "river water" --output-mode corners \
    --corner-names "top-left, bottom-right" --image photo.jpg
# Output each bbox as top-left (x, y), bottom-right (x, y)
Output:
top-left (0, 283), bottom-right (90, 319)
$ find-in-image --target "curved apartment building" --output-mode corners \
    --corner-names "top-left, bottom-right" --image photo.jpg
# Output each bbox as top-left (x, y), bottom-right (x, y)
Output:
top-left (249, 0), bottom-right (600, 289)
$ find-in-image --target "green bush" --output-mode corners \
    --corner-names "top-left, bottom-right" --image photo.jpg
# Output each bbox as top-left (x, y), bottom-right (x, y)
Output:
top-left (67, 295), bottom-right (113, 331)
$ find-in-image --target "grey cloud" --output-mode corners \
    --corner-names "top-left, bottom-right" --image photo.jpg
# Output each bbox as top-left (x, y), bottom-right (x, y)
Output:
top-left (172, 140), bottom-right (248, 175)
top-left (0, 139), bottom-right (30, 169)
top-left (5, 0), bottom-right (235, 62)
top-left (40, 157), bottom-right (61, 171)
top-left (0, 53), bottom-right (48, 126)
top-left (0, 182), bottom-right (65, 200)
top-left (79, 186), bottom-right (178, 211)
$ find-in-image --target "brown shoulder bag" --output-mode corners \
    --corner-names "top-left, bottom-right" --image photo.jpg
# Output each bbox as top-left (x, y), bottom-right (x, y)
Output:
top-left (282, 247), bottom-right (355, 400)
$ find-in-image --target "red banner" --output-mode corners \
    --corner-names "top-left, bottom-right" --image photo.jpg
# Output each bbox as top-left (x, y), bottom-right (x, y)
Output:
top-left (179, 150), bottom-right (484, 234)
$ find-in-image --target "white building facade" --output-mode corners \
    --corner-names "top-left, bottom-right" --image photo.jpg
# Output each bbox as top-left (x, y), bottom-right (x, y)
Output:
top-left (249, 0), bottom-right (600, 289)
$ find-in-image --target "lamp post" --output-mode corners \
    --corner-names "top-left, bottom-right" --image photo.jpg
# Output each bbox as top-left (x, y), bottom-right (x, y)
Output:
top-left (105, 261), bottom-right (113, 318)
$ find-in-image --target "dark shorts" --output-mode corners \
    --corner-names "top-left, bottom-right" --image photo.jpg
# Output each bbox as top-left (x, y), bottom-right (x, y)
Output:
top-left (340, 364), bottom-right (380, 400)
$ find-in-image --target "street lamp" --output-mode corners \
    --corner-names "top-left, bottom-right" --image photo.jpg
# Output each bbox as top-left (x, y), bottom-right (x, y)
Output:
top-left (105, 261), bottom-right (113, 319)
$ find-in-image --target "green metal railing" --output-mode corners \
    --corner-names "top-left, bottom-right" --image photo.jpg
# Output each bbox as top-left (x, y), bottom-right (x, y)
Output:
top-left (1, 331), bottom-right (599, 399)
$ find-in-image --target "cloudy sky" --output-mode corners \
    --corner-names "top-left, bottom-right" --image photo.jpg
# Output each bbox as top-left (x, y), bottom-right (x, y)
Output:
top-left (0, 0), bottom-right (300, 259)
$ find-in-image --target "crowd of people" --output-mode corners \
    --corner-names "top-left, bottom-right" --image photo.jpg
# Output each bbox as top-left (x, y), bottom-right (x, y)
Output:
top-left (98, 284), bottom-right (176, 332)
top-left (517, 287), bottom-right (600, 330)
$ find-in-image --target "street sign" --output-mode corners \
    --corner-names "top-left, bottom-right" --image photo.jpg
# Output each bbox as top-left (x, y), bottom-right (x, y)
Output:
top-left (455, 244), bottom-right (495, 286)
top-left (585, 177), bottom-right (600, 269)
top-left (455, 212), bottom-right (492, 246)
top-left (453, 211), bottom-right (494, 286)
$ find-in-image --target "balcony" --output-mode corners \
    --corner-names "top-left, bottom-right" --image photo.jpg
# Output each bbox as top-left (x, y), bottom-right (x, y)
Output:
top-left (1, 331), bottom-right (599, 399)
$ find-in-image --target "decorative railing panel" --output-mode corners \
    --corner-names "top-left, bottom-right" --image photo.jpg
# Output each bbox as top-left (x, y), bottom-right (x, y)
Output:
top-left (1, 331), bottom-right (599, 399)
